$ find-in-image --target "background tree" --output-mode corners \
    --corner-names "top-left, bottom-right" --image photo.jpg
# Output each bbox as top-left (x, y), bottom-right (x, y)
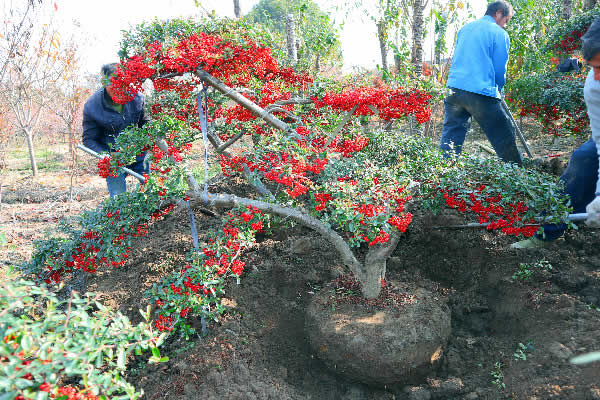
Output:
top-left (244, 0), bottom-right (342, 71)
top-left (0, 7), bottom-right (75, 176)
top-left (505, 0), bottom-right (560, 80)
top-left (47, 45), bottom-right (89, 160)
top-left (0, 0), bottom-right (44, 84)
top-left (410, 0), bottom-right (427, 76)
top-left (562, 0), bottom-right (574, 20)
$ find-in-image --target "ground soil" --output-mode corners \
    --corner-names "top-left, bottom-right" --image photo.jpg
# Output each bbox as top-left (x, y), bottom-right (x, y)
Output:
top-left (1, 127), bottom-right (600, 400)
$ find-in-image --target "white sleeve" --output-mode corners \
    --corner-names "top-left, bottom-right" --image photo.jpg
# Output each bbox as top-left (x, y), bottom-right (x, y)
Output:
top-left (583, 70), bottom-right (600, 195)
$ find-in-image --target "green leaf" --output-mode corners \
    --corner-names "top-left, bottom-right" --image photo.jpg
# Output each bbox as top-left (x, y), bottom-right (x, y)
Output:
top-left (151, 347), bottom-right (160, 358)
top-left (20, 335), bottom-right (32, 352)
top-left (0, 391), bottom-right (18, 400)
top-left (117, 348), bottom-right (126, 369)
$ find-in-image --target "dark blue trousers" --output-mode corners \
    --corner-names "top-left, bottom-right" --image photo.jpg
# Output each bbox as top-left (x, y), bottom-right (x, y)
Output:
top-left (538, 138), bottom-right (599, 241)
top-left (440, 88), bottom-right (523, 165)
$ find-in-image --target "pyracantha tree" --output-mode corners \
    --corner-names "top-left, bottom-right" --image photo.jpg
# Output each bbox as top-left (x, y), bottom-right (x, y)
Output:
top-left (26, 17), bottom-right (571, 339)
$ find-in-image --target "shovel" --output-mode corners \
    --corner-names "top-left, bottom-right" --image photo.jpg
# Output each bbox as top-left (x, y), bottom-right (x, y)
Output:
top-left (77, 144), bottom-right (145, 183)
top-left (500, 98), bottom-right (533, 159)
top-left (433, 213), bottom-right (588, 229)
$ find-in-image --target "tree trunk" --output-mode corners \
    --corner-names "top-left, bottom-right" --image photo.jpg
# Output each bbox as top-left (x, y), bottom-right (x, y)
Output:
top-left (434, 12), bottom-right (448, 66)
top-left (24, 128), bottom-right (38, 176)
top-left (314, 54), bottom-right (321, 73)
top-left (233, 0), bottom-right (241, 18)
top-left (394, 53), bottom-right (402, 73)
top-left (377, 20), bottom-right (388, 73)
top-left (411, 0), bottom-right (425, 77)
top-left (562, 0), bottom-right (573, 20)
top-left (358, 258), bottom-right (386, 299)
top-left (358, 232), bottom-right (401, 299)
top-left (584, 0), bottom-right (598, 11)
top-left (286, 14), bottom-right (298, 66)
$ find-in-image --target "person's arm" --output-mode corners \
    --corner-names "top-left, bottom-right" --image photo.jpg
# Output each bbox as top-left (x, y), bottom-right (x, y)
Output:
top-left (585, 137), bottom-right (600, 226)
top-left (585, 71), bottom-right (600, 226)
top-left (492, 31), bottom-right (510, 93)
top-left (82, 105), bottom-right (108, 155)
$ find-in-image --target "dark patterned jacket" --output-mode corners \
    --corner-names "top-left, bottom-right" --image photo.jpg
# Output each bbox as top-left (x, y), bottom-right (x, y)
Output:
top-left (82, 88), bottom-right (149, 154)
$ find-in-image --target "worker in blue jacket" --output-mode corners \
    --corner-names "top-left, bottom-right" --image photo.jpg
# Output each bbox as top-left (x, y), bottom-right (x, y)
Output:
top-left (440, 0), bottom-right (522, 165)
top-left (82, 63), bottom-right (150, 197)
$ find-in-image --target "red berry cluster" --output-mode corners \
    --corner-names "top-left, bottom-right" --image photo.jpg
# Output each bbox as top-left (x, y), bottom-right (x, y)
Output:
top-left (111, 33), bottom-right (312, 105)
top-left (507, 75), bottom-right (588, 137)
top-left (152, 206), bottom-right (265, 332)
top-left (554, 30), bottom-right (584, 54)
top-left (311, 86), bottom-right (432, 124)
top-left (441, 185), bottom-right (539, 237)
top-left (97, 156), bottom-right (118, 178)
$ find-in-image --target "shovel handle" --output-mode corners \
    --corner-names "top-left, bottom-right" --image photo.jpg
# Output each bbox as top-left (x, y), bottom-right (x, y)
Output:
top-left (77, 144), bottom-right (145, 183)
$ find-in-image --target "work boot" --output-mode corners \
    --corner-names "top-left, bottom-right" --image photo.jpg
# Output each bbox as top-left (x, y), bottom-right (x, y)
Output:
top-left (510, 236), bottom-right (550, 249)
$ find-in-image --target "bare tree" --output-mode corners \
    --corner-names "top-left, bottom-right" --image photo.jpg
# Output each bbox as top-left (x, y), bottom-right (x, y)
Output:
top-left (1, 12), bottom-right (74, 176)
top-left (0, 0), bottom-right (44, 84)
top-left (49, 56), bottom-right (89, 160)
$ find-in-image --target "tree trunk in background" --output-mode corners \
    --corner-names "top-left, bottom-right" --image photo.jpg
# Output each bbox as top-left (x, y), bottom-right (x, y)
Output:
top-left (394, 53), bottom-right (402, 73)
top-left (584, 0), bottom-right (598, 10)
top-left (411, 0), bottom-right (425, 77)
top-left (286, 14), bottom-right (298, 66)
top-left (562, 0), bottom-right (573, 20)
top-left (377, 20), bottom-right (388, 73)
top-left (434, 12), bottom-right (448, 65)
top-left (24, 128), bottom-right (38, 176)
top-left (233, 0), bottom-right (241, 18)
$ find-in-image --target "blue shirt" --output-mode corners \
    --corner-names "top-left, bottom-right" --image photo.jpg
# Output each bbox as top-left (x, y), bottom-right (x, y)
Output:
top-left (446, 15), bottom-right (510, 99)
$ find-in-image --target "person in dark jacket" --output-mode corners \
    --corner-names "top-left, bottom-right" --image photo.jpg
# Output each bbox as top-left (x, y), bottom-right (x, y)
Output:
top-left (82, 63), bottom-right (150, 197)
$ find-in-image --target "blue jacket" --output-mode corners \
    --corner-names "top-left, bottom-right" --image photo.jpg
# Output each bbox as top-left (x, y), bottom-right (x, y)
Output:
top-left (82, 88), bottom-right (150, 154)
top-left (446, 15), bottom-right (510, 99)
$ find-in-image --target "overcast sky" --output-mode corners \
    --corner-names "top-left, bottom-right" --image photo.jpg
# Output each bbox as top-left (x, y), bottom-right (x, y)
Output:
top-left (52, 0), bottom-right (487, 76)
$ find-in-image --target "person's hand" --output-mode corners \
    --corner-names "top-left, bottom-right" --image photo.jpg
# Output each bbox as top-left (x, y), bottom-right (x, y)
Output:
top-left (585, 196), bottom-right (600, 227)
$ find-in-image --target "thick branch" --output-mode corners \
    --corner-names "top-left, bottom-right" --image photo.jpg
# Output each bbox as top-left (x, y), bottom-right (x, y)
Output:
top-left (325, 104), bottom-right (359, 147)
top-left (216, 132), bottom-right (244, 153)
top-left (189, 191), bottom-right (363, 274)
top-left (195, 69), bottom-right (289, 132)
top-left (263, 106), bottom-right (303, 126)
top-left (365, 231), bottom-right (401, 266)
top-left (273, 98), bottom-right (313, 107)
